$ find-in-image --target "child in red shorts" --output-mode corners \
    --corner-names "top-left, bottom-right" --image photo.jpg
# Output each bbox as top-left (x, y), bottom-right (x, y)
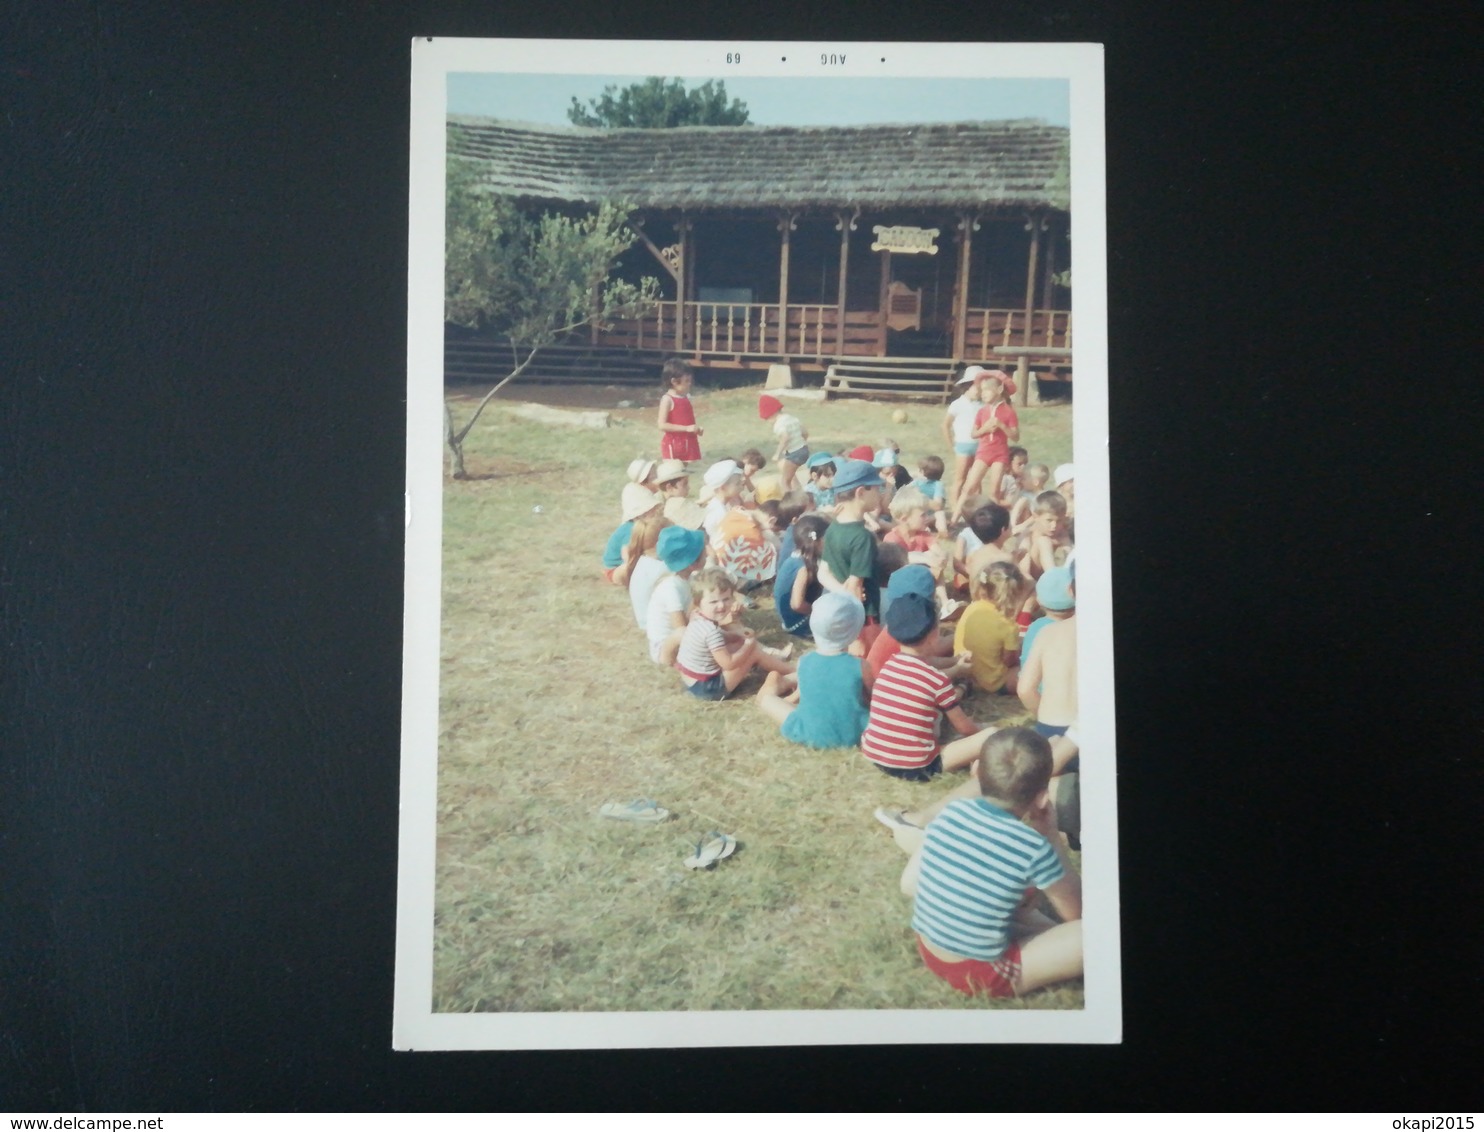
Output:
top-left (901, 727), bottom-right (1083, 998)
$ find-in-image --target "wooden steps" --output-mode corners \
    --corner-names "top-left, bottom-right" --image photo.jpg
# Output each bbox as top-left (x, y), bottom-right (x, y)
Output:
top-left (822, 359), bottom-right (959, 403)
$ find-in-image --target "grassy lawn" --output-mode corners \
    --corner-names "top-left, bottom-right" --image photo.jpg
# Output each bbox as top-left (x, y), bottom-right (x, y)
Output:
top-left (433, 381), bottom-right (1079, 1013)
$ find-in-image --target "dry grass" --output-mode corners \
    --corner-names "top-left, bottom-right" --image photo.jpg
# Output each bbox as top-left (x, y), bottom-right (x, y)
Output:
top-left (433, 382), bottom-right (1080, 1013)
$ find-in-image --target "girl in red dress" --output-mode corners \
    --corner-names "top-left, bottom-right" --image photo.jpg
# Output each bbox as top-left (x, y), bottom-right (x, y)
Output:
top-left (953, 371), bottom-right (1020, 520)
top-left (657, 358), bottom-right (703, 462)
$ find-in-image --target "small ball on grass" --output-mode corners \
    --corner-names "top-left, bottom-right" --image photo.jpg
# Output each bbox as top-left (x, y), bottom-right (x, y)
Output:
top-left (892, 408), bottom-right (909, 424)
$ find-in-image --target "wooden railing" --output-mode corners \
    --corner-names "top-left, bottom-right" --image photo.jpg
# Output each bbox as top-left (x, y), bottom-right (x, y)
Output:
top-left (601, 301), bottom-right (884, 359)
top-left (962, 308), bottom-right (1072, 360)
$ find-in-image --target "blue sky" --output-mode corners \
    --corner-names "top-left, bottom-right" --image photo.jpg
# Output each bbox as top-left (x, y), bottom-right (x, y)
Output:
top-left (448, 74), bottom-right (1069, 127)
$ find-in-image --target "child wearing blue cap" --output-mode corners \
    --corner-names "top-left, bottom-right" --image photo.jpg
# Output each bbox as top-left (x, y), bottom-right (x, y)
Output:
top-left (644, 526), bottom-right (708, 666)
top-left (818, 458), bottom-right (884, 649)
top-left (755, 591), bottom-right (871, 749)
top-left (860, 592), bottom-right (996, 781)
top-left (1018, 569), bottom-right (1076, 741)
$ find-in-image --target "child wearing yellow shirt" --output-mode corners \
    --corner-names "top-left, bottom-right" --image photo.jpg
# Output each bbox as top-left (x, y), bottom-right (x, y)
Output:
top-left (952, 561), bottom-right (1028, 693)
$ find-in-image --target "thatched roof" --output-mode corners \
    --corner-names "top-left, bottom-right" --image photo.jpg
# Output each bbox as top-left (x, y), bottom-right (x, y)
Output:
top-left (448, 116), bottom-right (1069, 212)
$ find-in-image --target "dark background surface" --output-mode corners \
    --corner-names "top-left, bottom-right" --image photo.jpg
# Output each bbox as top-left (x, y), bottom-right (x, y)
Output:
top-left (4, 0), bottom-right (1478, 1112)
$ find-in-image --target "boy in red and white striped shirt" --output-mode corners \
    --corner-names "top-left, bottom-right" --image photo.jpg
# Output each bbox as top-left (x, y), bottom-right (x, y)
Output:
top-left (860, 592), bottom-right (998, 781)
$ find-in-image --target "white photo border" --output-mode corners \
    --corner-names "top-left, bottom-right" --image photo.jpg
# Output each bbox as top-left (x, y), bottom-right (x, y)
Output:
top-left (397, 38), bottom-right (1117, 1049)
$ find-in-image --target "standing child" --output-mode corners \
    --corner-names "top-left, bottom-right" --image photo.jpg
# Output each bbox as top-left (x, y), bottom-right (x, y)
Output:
top-left (954, 371), bottom-right (1019, 520)
top-left (755, 591), bottom-right (871, 749)
top-left (903, 727), bottom-right (1083, 999)
top-left (942, 366), bottom-right (986, 512)
top-left (644, 526), bottom-right (707, 666)
top-left (657, 358), bottom-right (703, 462)
top-left (954, 561), bottom-right (1027, 694)
top-left (758, 394), bottom-right (810, 492)
top-left (673, 568), bottom-right (795, 700)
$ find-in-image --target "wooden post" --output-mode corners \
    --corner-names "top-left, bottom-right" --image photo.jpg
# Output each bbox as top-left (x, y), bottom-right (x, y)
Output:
top-left (834, 207), bottom-right (858, 358)
top-left (674, 215), bottom-right (690, 353)
top-left (1017, 355), bottom-right (1030, 408)
top-left (877, 248), bottom-right (892, 356)
top-left (777, 211), bottom-right (795, 355)
top-left (1022, 212), bottom-right (1044, 351)
top-left (952, 212), bottom-right (978, 361)
top-left (1041, 222), bottom-right (1057, 317)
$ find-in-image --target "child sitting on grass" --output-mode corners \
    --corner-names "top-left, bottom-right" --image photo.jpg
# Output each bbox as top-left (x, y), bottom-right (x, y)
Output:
top-left (804, 453), bottom-right (837, 513)
top-left (1008, 463), bottom-right (1051, 532)
top-left (738, 448), bottom-right (768, 506)
top-left (882, 486), bottom-right (937, 555)
top-left (1018, 568), bottom-right (1077, 741)
top-left (859, 592), bottom-right (996, 781)
top-left (758, 394), bottom-right (811, 493)
top-left (1017, 490), bottom-right (1074, 584)
top-left (673, 568), bottom-right (795, 701)
top-left (1020, 565), bottom-right (1074, 669)
top-left (864, 564), bottom-right (971, 689)
top-left (818, 459), bottom-right (885, 640)
top-left (755, 591), bottom-right (871, 749)
top-left (963, 502), bottom-right (1016, 579)
top-left (914, 454), bottom-right (952, 536)
top-left (644, 527), bottom-right (707, 666)
top-left (606, 483), bottom-right (662, 586)
top-left (774, 513), bottom-right (830, 639)
top-left (901, 727), bottom-right (1083, 999)
top-left (995, 446), bottom-right (1029, 509)
top-left (954, 561), bottom-right (1027, 694)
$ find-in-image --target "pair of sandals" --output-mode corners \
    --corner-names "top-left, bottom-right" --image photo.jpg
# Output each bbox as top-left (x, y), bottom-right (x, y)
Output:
top-left (597, 798), bottom-right (737, 870)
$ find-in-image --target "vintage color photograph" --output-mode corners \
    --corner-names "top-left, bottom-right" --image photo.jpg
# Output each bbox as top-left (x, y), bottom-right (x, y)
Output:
top-left (398, 40), bottom-right (1116, 1049)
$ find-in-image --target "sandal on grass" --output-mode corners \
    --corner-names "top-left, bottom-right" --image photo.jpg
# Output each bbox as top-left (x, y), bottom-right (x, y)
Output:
top-left (873, 807), bottom-right (922, 833)
top-left (683, 831), bottom-right (737, 870)
top-left (598, 798), bottom-right (672, 823)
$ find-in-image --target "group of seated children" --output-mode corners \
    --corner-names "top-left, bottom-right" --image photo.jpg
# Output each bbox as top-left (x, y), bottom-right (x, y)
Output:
top-left (594, 361), bottom-right (1081, 999)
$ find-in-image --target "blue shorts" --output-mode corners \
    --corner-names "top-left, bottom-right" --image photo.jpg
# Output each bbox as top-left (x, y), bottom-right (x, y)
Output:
top-left (874, 754), bottom-right (943, 782)
top-left (783, 445), bottom-right (809, 465)
top-left (954, 441), bottom-right (977, 457)
top-left (1033, 721), bottom-right (1070, 739)
top-left (683, 671), bottom-right (728, 701)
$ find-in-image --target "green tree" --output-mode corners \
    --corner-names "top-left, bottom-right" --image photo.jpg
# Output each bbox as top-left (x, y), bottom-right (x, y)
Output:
top-left (567, 77), bottom-right (749, 128)
top-left (444, 154), bottom-right (660, 478)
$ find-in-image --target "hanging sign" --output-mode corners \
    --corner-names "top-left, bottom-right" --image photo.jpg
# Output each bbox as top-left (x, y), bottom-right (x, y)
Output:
top-left (871, 225), bottom-right (940, 255)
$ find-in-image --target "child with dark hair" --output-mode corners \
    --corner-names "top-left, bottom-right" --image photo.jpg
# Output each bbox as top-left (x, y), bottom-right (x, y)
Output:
top-left (901, 727), bottom-right (1083, 999)
top-left (995, 446), bottom-right (1029, 508)
top-left (773, 512), bottom-right (830, 639)
top-left (657, 358), bottom-right (702, 462)
top-left (803, 452), bottom-right (838, 514)
top-left (963, 502), bottom-right (1015, 580)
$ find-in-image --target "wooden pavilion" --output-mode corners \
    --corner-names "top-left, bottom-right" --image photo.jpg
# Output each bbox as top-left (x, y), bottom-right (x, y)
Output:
top-left (448, 116), bottom-right (1073, 400)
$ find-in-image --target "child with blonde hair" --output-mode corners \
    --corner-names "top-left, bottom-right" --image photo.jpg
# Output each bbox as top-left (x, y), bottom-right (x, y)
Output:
top-left (954, 561), bottom-right (1027, 694)
top-left (673, 568), bottom-right (795, 700)
top-left (1008, 463), bottom-right (1051, 532)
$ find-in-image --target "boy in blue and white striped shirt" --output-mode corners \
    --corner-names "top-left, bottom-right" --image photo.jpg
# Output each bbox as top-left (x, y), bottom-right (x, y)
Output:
top-left (903, 727), bottom-right (1083, 998)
